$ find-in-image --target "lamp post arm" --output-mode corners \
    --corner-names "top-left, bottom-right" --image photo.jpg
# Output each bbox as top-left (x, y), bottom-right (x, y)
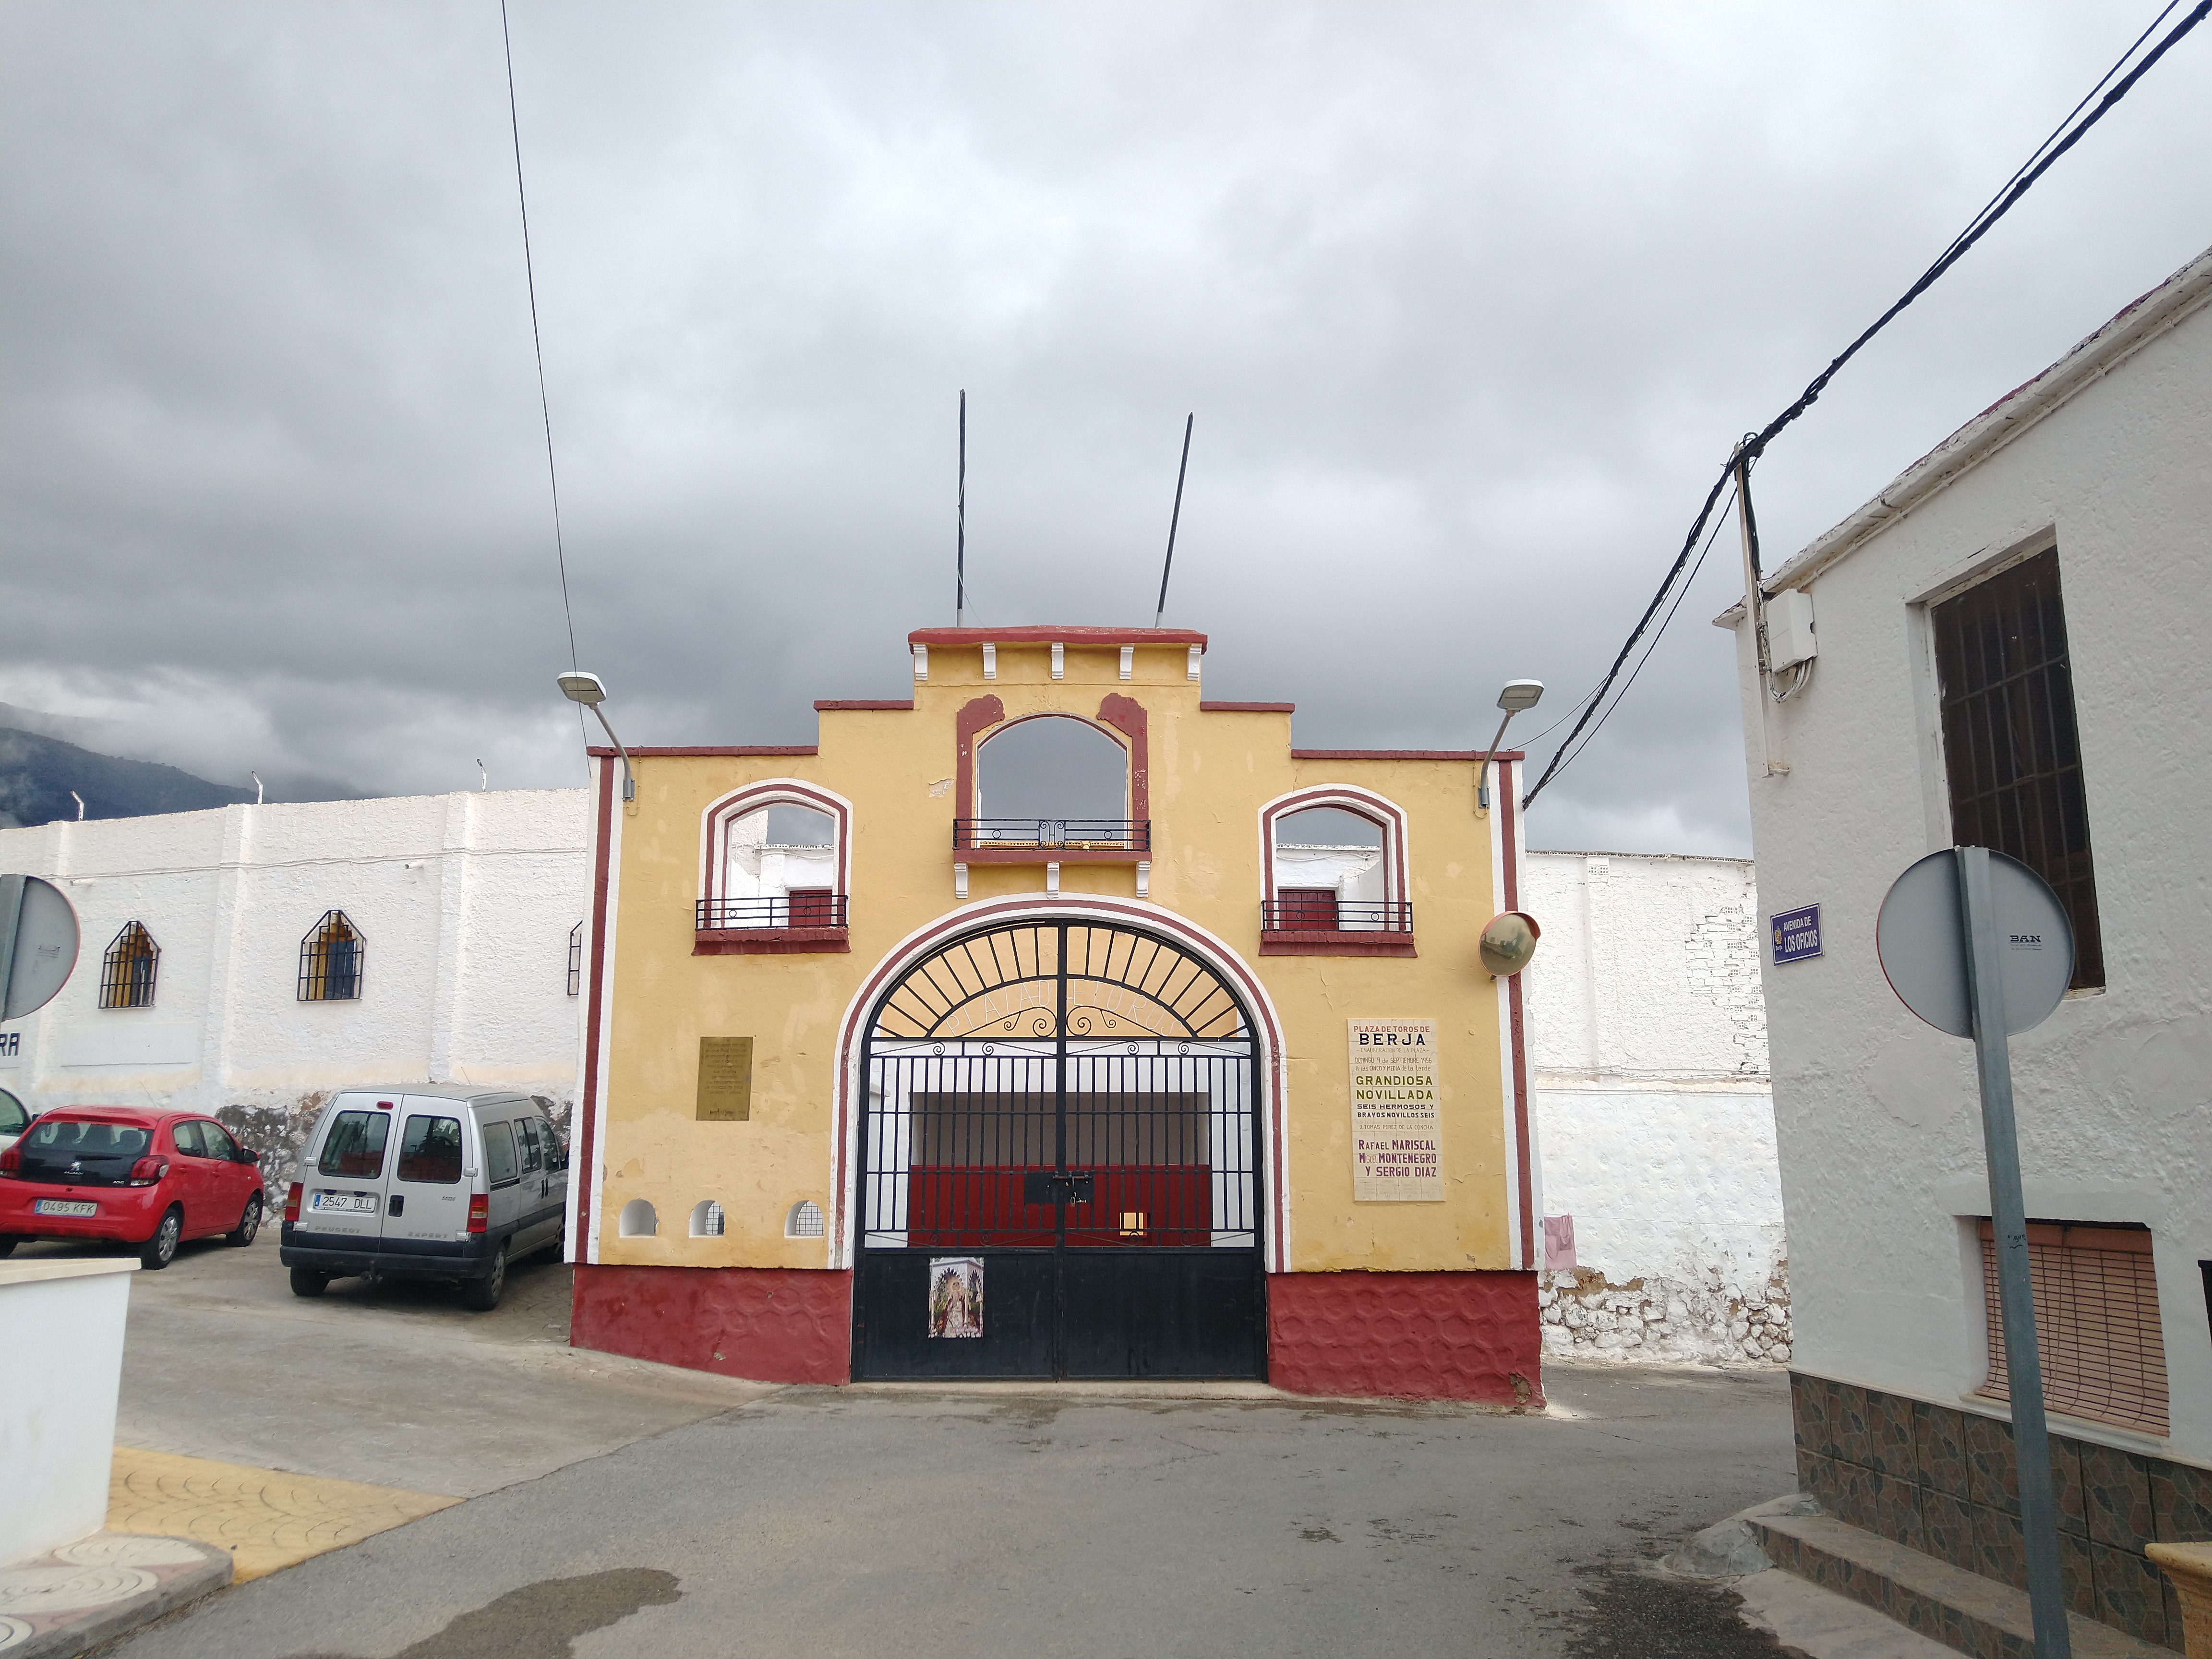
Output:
top-left (1477, 709), bottom-right (1517, 812)
top-left (591, 706), bottom-right (636, 801)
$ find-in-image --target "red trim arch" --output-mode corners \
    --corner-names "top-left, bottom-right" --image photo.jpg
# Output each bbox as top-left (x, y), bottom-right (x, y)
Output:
top-left (958, 703), bottom-right (1149, 821)
top-left (698, 780), bottom-right (854, 907)
top-left (1259, 785), bottom-right (1409, 902)
top-left (1094, 694), bottom-right (1149, 820)
top-left (827, 897), bottom-right (1292, 1274)
top-left (1257, 785), bottom-right (1413, 957)
top-left (952, 696), bottom-right (1005, 827)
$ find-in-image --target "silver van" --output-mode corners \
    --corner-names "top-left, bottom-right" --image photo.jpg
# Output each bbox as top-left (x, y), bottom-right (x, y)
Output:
top-left (278, 1086), bottom-right (568, 1310)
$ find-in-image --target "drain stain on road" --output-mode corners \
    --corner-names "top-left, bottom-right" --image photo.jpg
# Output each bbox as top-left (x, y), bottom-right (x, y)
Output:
top-left (289, 1569), bottom-right (683, 1659)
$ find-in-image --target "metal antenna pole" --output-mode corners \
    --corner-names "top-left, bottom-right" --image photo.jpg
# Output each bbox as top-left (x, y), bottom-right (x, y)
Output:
top-left (956, 390), bottom-right (967, 627)
top-left (1958, 846), bottom-right (2071, 1659)
top-left (1153, 413), bottom-right (1194, 629)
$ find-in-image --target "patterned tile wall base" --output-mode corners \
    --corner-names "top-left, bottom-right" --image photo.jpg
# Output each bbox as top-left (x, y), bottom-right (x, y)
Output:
top-left (1791, 1372), bottom-right (2212, 1654)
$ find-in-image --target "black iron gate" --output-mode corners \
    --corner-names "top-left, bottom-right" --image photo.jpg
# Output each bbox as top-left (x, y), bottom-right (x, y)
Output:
top-left (853, 920), bottom-right (1265, 1380)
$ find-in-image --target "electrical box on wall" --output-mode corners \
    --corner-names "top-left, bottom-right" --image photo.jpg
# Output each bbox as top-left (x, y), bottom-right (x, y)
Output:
top-left (1767, 588), bottom-right (1817, 671)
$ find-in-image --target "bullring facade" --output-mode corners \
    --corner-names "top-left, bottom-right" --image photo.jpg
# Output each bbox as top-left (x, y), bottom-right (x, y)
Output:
top-left (566, 625), bottom-right (1541, 1402)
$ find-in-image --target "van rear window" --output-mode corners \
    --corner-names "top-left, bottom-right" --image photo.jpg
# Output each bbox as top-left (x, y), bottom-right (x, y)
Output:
top-left (484, 1121), bottom-right (519, 1187)
top-left (318, 1111), bottom-right (389, 1179)
top-left (397, 1115), bottom-right (463, 1185)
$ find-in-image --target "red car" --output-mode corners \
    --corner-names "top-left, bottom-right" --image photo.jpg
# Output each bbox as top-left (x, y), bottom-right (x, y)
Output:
top-left (0, 1106), bottom-right (267, 1269)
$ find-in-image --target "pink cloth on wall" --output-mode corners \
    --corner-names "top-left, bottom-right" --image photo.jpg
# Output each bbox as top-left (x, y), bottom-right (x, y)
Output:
top-left (1543, 1214), bottom-right (1576, 1272)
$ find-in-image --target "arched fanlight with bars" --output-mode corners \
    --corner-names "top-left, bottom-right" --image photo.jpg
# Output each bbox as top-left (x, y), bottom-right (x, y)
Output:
top-left (100, 922), bottom-right (160, 1009)
top-left (298, 909), bottom-right (365, 1002)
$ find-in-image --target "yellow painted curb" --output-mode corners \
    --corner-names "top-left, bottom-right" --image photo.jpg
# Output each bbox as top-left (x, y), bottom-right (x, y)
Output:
top-left (107, 1446), bottom-right (458, 1582)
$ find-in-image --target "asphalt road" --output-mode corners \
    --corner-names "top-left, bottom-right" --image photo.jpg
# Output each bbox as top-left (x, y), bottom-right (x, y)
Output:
top-left (22, 1231), bottom-right (1803, 1656)
top-left (99, 1370), bottom-right (1797, 1657)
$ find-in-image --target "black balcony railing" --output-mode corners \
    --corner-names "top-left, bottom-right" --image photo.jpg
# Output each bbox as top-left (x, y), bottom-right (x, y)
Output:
top-left (697, 894), bottom-right (850, 931)
top-left (1261, 898), bottom-right (1414, 933)
top-left (953, 818), bottom-right (1150, 852)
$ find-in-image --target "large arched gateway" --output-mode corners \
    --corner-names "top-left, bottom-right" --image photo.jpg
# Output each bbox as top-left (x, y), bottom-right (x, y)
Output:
top-left (852, 918), bottom-right (1265, 1380)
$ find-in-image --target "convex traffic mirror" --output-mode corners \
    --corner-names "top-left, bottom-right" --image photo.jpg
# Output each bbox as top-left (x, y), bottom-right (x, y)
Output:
top-left (1479, 911), bottom-right (1540, 977)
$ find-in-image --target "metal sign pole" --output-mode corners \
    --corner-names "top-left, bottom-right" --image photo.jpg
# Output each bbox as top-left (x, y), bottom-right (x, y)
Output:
top-left (1957, 846), bottom-right (2072, 1659)
top-left (0, 874), bottom-right (23, 1017)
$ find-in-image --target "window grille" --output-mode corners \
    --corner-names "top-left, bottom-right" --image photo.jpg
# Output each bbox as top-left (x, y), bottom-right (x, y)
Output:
top-left (298, 909), bottom-right (365, 1002)
top-left (1931, 549), bottom-right (2103, 988)
top-left (99, 921), bottom-right (160, 1008)
top-left (1975, 1220), bottom-right (2167, 1436)
top-left (786, 1199), bottom-right (825, 1238)
top-left (567, 921), bottom-right (584, 996)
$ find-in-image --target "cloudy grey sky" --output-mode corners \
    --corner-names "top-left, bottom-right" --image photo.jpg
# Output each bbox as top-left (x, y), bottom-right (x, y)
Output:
top-left (3, 2), bottom-right (2205, 852)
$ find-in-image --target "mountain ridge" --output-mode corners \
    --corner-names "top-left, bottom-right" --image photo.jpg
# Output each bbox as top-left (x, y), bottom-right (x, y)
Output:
top-left (0, 726), bottom-right (257, 827)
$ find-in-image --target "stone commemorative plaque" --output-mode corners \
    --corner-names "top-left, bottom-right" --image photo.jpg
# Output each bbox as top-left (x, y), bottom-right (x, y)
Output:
top-left (696, 1036), bottom-right (753, 1121)
top-left (1348, 1018), bottom-right (1442, 1202)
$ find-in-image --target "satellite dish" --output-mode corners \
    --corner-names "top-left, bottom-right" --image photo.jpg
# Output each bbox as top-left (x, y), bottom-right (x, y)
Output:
top-left (1479, 911), bottom-right (1540, 977)
top-left (1875, 849), bottom-right (2072, 1037)
top-left (0, 874), bottom-right (81, 1021)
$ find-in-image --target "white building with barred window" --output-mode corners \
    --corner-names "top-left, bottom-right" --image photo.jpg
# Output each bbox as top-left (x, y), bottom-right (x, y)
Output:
top-left (1717, 248), bottom-right (2212, 1650)
top-left (0, 789), bottom-right (589, 1179)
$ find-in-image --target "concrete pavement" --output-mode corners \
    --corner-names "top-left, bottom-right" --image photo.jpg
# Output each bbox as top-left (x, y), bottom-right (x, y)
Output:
top-left (15, 1230), bottom-right (772, 1500)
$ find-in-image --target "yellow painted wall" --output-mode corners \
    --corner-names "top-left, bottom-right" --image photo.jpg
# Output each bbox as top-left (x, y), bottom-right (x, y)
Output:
top-left (591, 633), bottom-right (1515, 1274)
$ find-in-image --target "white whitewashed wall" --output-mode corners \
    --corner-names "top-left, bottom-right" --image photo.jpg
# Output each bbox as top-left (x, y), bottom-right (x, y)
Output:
top-left (0, 790), bottom-right (589, 1179)
top-left (1522, 850), bottom-right (1788, 1364)
top-left (1722, 260), bottom-right (2212, 1464)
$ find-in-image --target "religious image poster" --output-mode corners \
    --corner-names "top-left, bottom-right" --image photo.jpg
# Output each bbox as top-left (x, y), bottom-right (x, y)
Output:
top-left (1347, 1017), bottom-right (1443, 1202)
top-left (927, 1256), bottom-right (984, 1338)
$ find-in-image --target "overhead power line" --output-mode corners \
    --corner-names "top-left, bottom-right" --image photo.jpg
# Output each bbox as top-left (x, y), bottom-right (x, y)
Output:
top-left (1521, 0), bottom-right (2209, 811)
top-left (1544, 486), bottom-right (1739, 783)
top-left (500, 0), bottom-right (581, 677)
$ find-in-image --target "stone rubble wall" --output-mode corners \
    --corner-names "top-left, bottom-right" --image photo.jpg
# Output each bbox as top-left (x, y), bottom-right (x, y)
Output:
top-left (1539, 1257), bottom-right (1791, 1366)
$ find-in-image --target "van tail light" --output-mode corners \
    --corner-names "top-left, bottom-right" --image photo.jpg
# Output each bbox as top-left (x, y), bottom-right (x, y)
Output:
top-left (285, 1181), bottom-right (303, 1222)
top-left (0, 1145), bottom-right (19, 1174)
top-left (467, 1194), bottom-right (489, 1234)
top-left (127, 1157), bottom-right (170, 1187)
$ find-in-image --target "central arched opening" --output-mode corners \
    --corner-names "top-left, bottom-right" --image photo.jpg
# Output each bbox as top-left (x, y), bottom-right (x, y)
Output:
top-left (971, 716), bottom-right (1131, 849)
top-left (853, 918), bottom-right (1265, 1381)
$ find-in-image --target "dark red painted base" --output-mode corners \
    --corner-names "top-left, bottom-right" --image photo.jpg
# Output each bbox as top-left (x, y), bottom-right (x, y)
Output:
top-left (1266, 1269), bottom-right (1543, 1407)
top-left (572, 1262), bottom-right (1539, 1404)
top-left (571, 1264), bottom-right (852, 1384)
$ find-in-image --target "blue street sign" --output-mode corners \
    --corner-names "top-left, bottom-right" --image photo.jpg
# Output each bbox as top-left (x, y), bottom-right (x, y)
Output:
top-left (1771, 903), bottom-right (1822, 965)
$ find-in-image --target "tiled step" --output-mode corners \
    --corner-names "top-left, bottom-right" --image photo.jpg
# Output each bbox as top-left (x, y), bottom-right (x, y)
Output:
top-left (1742, 1495), bottom-right (2177, 1659)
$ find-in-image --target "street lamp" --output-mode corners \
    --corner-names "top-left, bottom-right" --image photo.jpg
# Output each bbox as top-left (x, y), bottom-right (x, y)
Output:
top-left (557, 671), bottom-right (635, 801)
top-left (1477, 679), bottom-right (1544, 811)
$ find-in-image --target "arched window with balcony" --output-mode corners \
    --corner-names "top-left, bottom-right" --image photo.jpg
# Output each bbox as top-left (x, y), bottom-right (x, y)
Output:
top-left (966, 714), bottom-right (1135, 851)
top-left (100, 922), bottom-right (160, 1009)
top-left (698, 782), bottom-right (852, 953)
top-left (1260, 790), bottom-right (1414, 956)
top-left (299, 910), bottom-right (365, 1000)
